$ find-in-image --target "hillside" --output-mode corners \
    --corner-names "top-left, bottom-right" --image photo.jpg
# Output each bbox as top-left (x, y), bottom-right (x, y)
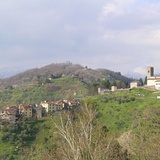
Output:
top-left (22, 88), bottom-right (160, 159)
top-left (0, 88), bottom-right (159, 159)
top-left (0, 63), bottom-right (133, 88)
top-left (0, 76), bottom-right (88, 107)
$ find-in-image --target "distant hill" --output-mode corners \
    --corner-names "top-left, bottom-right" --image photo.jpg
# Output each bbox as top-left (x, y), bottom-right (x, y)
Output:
top-left (0, 63), bottom-right (133, 88)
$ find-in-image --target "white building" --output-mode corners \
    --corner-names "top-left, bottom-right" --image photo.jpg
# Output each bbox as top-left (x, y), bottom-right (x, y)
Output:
top-left (130, 81), bottom-right (141, 89)
top-left (40, 101), bottom-right (63, 113)
top-left (40, 101), bottom-right (55, 113)
top-left (155, 80), bottom-right (160, 90)
top-left (111, 86), bottom-right (117, 91)
top-left (147, 66), bottom-right (160, 90)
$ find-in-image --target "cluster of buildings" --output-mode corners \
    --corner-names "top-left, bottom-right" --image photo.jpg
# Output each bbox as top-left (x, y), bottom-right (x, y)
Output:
top-left (127, 66), bottom-right (160, 90)
top-left (99, 66), bottom-right (160, 93)
top-left (0, 99), bottom-right (80, 123)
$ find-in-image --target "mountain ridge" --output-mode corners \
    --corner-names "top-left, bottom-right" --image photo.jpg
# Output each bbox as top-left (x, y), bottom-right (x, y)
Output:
top-left (0, 63), bottom-right (134, 88)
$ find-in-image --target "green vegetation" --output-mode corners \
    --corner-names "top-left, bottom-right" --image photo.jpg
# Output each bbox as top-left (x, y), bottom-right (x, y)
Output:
top-left (0, 82), bottom-right (160, 159)
top-left (0, 76), bottom-right (88, 107)
top-left (92, 88), bottom-right (154, 131)
top-left (0, 63), bottom-right (133, 89)
top-left (1, 119), bottom-right (39, 146)
top-left (0, 118), bottom-right (40, 159)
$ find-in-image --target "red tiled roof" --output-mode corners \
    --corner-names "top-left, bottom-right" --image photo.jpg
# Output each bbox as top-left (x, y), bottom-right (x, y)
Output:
top-left (147, 76), bottom-right (160, 80)
top-left (24, 106), bottom-right (32, 109)
top-left (2, 106), bottom-right (18, 112)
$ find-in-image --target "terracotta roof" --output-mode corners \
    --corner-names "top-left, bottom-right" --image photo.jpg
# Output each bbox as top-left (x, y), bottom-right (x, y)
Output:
top-left (24, 106), bottom-right (32, 109)
top-left (2, 106), bottom-right (18, 112)
top-left (147, 76), bottom-right (160, 80)
top-left (41, 101), bottom-right (54, 105)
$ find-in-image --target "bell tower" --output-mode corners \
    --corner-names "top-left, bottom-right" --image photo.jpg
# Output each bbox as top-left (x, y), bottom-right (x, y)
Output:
top-left (147, 66), bottom-right (154, 79)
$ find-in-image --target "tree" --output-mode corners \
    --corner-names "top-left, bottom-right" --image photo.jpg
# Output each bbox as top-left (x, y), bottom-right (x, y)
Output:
top-left (139, 78), bottom-right (144, 86)
top-left (117, 80), bottom-right (126, 89)
top-left (101, 79), bottom-right (111, 89)
top-left (111, 81), bottom-right (117, 86)
top-left (18, 103), bottom-right (129, 160)
top-left (144, 76), bottom-right (147, 85)
top-left (88, 83), bottom-right (100, 95)
top-left (53, 103), bottom-right (127, 160)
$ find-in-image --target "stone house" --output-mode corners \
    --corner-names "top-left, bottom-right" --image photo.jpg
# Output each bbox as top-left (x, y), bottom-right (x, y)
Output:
top-left (33, 105), bottom-right (45, 118)
top-left (18, 104), bottom-right (32, 117)
top-left (68, 99), bottom-right (80, 109)
top-left (0, 106), bottom-right (18, 122)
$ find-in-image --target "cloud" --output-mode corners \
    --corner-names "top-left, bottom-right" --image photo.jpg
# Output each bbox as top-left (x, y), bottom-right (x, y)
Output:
top-left (133, 66), bottom-right (147, 75)
top-left (95, 0), bottom-right (160, 72)
top-left (102, 0), bottom-right (134, 17)
top-left (0, 0), bottom-right (160, 77)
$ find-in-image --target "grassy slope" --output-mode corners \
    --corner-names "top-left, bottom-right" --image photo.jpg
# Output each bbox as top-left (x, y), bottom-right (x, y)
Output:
top-left (28, 88), bottom-right (160, 159)
top-left (0, 76), bottom-right (88, 107)
top-left (33, 88), bottom-right (160, 145)
top-left (0, 88), bottom-right (160, 159)
top-left (84, 88), bottom-right (160, 132)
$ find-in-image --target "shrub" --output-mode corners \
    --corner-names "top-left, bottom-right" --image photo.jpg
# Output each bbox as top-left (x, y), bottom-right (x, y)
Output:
top-left (130, 97), bottom-right (135, 101)
top-left (45, 84), bottom-right (61, 92)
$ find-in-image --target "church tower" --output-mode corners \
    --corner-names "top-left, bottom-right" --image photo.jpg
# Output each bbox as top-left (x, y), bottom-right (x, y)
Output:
top-left (147, 66), bottom-right (154, 79)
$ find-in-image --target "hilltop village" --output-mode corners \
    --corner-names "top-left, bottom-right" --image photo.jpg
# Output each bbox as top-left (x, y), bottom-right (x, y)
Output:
top-left (98, 66), bottom-right (160, 94)
top-left (0, 66), bottom-right (159, 124)
top-left (0, 66), bottom-right (160, 160)
top-left (0, 99), bottom-right (80, 123)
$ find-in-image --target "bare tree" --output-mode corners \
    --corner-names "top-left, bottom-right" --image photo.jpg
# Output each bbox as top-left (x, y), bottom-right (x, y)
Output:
top-left (54, 103), bottom-right (127, 160)
top-left (19, 103), bottom-right (128, 160)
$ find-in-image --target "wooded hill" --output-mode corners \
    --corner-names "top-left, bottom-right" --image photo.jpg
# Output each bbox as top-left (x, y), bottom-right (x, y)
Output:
top-left (0, 62), bottom-right (133, 88)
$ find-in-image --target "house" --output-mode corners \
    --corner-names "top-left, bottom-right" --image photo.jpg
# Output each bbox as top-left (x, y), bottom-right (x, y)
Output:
top-left (24, 105), bottom-right (32, 117)
top-left (68, 99), bottom-right (80, 109)
top-left (18, 104), bottom-right (32, 117)
top-left (34, 105), bottom-right (44, 118)
top-left (41, 101), bottom-right (53, 113)
top-left (0, 106), bottom-right (18, 122)
top-left (111, 86), bottom-right (117, 91)
top-left (54, 100), bottom-right (65, 110)
top-left (40, 99), bottom-right (80, 112)
top-left (130, 81), bottom-right (141, 89)
top-left (40, 101), bottom-right (62, 113)
top-left (19, 104), bottom-right (25, 114)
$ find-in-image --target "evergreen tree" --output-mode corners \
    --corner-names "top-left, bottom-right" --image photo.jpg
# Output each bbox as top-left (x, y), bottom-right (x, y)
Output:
top-left (101, 79), bottom-right (111, 89)
top-left (139, 78), bottom-right (144, 86)
top-left (144, 76), bottom-right (147, 85)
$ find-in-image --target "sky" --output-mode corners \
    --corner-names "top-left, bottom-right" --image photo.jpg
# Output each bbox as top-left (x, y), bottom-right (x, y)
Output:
top-left (1, 0), bottom-right (160, 78)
